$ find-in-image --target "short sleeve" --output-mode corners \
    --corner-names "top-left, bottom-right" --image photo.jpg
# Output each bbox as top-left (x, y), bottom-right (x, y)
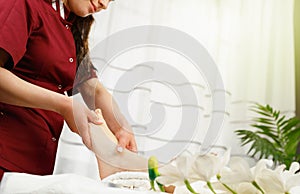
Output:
top-left (0, 0), bottom-right (36, 66)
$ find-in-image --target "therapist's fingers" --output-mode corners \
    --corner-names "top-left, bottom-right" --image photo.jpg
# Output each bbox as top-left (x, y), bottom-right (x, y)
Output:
top-left (93, 109), bottom-right (138, 153)
top-left (88, 109), bottom-right (103, 125)
top-left (84, 109), bottom-right (105, 149)
top-left (79, 108), bottom-right (102, 149)
top-left (94, 109), bottom-right (104, 121)
top-left (95, 108), bottom-right (102, 116)
top-left (127, 139), bottom-right (138, 153)
top-left (116, 131), bottom-right (138, 153)
top-left (117, 140), bottom-right (137, 153)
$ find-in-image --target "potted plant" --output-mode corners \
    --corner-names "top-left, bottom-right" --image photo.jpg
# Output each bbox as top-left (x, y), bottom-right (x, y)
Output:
top-left (235, 103), bottom-right (300, 167)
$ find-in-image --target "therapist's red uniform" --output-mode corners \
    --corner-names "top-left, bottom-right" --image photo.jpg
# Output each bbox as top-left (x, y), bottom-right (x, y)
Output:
top-left (0, 0), bottom-right (96, 180)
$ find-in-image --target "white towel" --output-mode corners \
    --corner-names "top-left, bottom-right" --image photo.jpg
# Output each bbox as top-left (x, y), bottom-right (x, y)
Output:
top-left (0, 173), bottom-right (156, 194)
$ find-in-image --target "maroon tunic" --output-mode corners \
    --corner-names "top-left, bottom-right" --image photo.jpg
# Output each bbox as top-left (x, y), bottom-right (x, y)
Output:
top-left (0, 0), bottom-right (96, 177)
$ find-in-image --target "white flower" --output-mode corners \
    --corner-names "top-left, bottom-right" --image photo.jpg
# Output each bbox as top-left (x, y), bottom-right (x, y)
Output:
top-left (156, 154), bottom-right (198, 186)
top-left (219, 157), bottom-right (272, 185)
top-left (192, 148), bottom-right (231, 182)
top-left (256, 162), bottom-right (300, 194)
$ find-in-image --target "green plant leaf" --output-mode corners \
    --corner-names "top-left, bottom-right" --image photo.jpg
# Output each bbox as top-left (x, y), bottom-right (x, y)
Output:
top-left (253, 118), bottom-right (275, 126)
top-left (252, 111), bottom-right (272, 118)
top-left (235, 130), bottom-right (279, 160)
top-left (278, 119), bottom-right (290, 128)
top-left (250, 124), bottom-right (281, 146)
top-left (251, 137), bottom-right (279, 161)
top-left (285, 126), bottom-right (300, 155)
top-left (282, 118), bottom-right (300, 133)
top-left (251, 124), bottom-right (276, 134)
top-left (276, 115), bottom-right (286, 126)
top-left (235, 103), bottom-right (300, 166)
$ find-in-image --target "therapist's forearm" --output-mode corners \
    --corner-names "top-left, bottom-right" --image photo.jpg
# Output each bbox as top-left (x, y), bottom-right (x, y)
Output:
top-left (95, 88), bottom-right (130, 134)
top-left (0, 67), bottom-right (71, 115)
top-left (78, 78), bottom-right (131, 134)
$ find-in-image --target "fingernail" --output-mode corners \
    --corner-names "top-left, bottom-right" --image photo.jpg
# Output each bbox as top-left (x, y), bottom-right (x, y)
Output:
top-left (98, 118), bottom-right (104, 123)
top-left (117, 146), bottom-right (123, 153)
top-left (95, 109), bottom-right (101, 114)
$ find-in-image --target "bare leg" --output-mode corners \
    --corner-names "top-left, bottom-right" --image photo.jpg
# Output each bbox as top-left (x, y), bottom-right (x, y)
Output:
top-left (91, 110), bottom-right (175, 193)
top-left (96, 156), bottom-right (123, 179)
top-left (90, 109), bottom-right (147, 179)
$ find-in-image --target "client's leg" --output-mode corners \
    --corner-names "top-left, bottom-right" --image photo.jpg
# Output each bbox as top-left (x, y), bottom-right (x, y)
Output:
top-left (91, 110), bottom-right (175, 193)
top-left (90, 109), bottom-right (147, 179)
top-left (96, 157), bottom-right (123, 179)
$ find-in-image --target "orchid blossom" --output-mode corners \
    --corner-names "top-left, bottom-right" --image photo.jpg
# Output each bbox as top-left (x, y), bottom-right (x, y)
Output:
top-left (218, 157), bottom-right (273, 194)
top-left (256, 162), bottom-right (300, 194)
top-left (192, 148), bottom-right (231, 193)
top-left (156, 154), bottom-right (199, 193)
top-left (150, 148), bottom-right (300, 194)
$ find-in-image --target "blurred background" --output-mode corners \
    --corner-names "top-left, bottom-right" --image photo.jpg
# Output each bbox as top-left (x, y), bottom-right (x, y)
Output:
top-left (54, 0), bottom-right (300, 179)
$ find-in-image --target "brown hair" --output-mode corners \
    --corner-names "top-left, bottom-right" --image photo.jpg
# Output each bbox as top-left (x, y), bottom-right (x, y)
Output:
top-left (70, 14), bottom-right (95, 69)
top-left (67, 12), bottom-right (97, 87)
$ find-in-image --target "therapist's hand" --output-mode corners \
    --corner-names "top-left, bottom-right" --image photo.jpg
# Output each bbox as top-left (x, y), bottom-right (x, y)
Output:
top-left (114, 127), bottom-right (137, 153)
top-left (77, 78), bottom-right (138, 153)
top-left (94, 109), bottom-right (137, 153)
top-left (60, 98), bottom-right (103, 149)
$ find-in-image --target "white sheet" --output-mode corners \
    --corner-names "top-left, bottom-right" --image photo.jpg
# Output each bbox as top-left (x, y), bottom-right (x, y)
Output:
top-left (0, 173), bottom-right (158, 194)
